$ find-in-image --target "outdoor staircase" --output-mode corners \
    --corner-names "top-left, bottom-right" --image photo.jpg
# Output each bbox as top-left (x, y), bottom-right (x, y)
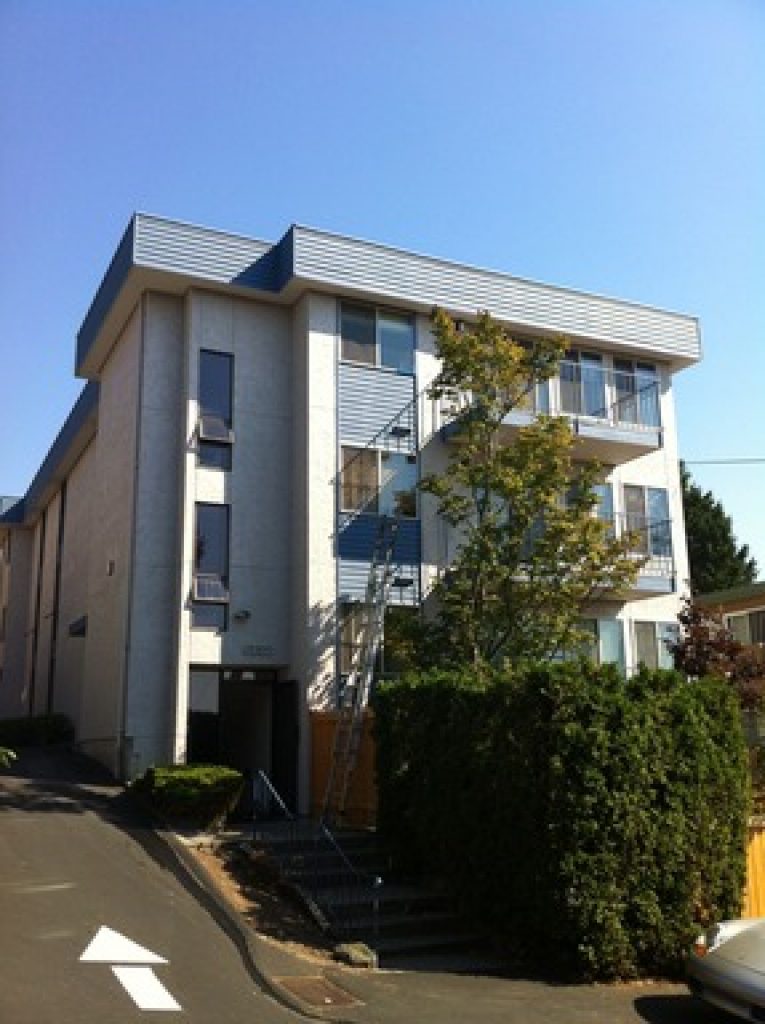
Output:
top-left (251, 817), bottom-right (503, 971)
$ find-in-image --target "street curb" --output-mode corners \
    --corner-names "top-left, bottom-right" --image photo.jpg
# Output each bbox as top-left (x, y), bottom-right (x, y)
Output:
top-left (150, 821), bottom-right (360, 1022)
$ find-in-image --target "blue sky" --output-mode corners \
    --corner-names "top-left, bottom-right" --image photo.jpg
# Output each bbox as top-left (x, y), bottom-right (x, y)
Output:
top-left (1, 0), bottom-right (763, 574)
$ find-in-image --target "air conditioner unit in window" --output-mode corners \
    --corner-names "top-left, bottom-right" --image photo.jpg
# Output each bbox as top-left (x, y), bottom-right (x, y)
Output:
top-left (192, 573), bottom-right (230, 602)
top-left (198, 414), bottom-right (235, 444)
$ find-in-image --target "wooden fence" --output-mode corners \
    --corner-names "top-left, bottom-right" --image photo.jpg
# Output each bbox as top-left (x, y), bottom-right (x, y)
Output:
top-left (744, 819), bottom-right (765, 917)
top-left (309, 711), bottom-right (378, 827)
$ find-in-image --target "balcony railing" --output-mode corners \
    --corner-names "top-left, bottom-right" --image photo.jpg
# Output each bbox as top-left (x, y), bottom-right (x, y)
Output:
top-left (558, 361), bottom-right (661, 431)
top-left (435, 362), bottom-right (662, 436)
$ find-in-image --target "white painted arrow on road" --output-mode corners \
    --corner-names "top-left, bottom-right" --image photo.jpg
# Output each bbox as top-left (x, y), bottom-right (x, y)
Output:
top-left (80, 926), bottom-right (181, 1012)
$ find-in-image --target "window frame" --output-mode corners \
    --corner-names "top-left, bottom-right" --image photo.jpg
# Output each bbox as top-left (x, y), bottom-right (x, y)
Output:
top-left (622, 484), bottom-right (672, 558)
top-left (197, 349), bottom-right (235, 470)
top-left (634, 620), bottom-right (677, 670)
top-left (340, 446), bottom-right (418, 518)
top-left (340, 302), bottom-right (416, 376)
top-left (191, 502), bottom-right (230, 631)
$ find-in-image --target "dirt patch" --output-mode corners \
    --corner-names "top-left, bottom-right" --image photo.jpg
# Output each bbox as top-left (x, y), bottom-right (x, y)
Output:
top-left (189, 842), bottom-right (336, 965)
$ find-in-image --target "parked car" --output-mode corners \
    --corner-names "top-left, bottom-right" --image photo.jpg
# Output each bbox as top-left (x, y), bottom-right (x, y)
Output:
top-left (687, 918), bottom-right (765, 1020)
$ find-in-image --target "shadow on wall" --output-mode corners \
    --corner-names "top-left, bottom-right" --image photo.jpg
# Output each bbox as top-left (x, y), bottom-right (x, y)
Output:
top-left (305, 600), bottom-right (339, 710)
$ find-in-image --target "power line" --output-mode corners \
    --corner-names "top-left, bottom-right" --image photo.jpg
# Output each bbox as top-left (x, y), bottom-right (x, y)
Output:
top-left (686, 459), bottom-right (765, 466)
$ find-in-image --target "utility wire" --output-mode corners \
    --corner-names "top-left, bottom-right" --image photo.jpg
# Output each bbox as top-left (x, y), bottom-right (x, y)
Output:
top-left (684, 458), bottom-right (765, 465)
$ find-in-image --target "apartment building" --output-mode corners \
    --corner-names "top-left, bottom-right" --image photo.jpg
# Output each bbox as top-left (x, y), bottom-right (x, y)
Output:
top-left (0, 214), bottom-right (701, 810)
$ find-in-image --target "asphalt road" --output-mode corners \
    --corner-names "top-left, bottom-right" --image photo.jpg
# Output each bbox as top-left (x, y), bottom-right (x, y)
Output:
top-left (0, 748), bottom-right (298, 1024)
top-left (0, 748), bottom-right (737, 1024)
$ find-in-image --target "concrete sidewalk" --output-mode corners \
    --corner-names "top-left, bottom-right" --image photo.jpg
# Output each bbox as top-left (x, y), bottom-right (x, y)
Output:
top-left (2, 747), bottom-right (727, 1024)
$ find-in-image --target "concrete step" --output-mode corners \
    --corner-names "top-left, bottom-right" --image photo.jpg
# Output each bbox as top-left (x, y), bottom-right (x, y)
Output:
top-left (369, 928), bottom-right (490, 956)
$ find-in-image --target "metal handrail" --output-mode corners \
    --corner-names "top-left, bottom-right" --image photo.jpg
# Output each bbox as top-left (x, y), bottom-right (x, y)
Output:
top-left (253, 769), bottom-right (294, 820)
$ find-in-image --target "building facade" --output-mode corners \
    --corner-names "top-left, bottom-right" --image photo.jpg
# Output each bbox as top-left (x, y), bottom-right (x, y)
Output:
top-left (0, 214), bottom-right (701, 809)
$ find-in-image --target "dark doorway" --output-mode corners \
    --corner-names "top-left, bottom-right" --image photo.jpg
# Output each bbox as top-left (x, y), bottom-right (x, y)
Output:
top-left (186, 668), bottom-right (298, 819)
top-left (271, 680), bottom-right (299, 813)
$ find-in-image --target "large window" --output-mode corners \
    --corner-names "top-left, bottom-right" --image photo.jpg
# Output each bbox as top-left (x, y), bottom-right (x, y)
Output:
top-left (580, 618), bottom-right (625, 671)
top-left (198, 350), bottom-right (234, 470)
top-left (341, 304), bottom-right (415, 375)
top-left (341, 447), bottom-right (417, 517)
top-left (192, 503), bottom-right (230, 630)
top-left (635, 621), bottom-right (677, 669)
top-left (560, 350), bottom-right (607, 418)
top-left (623, 485), bottom-right (671, 558)
top-left (613, 359), bottom-right (660, 427)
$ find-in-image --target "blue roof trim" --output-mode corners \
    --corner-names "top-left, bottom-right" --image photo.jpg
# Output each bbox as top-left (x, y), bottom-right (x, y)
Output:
top-left (19, 382), bottom-right (100, 522)
top-left (0, 497), bottom-right (25, 525)
top-left (76, 219), bottom-right (136, 374)
top-left (231, 225), bottom-right (295, 292)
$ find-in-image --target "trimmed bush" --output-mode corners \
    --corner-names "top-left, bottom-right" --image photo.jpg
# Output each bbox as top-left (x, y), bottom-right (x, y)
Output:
top-left (132, 764), bottom-right (244, 829)
top-left (375, 664), bottom-right (749, 980)
top-left (0, 713), bottom-right (74, 748)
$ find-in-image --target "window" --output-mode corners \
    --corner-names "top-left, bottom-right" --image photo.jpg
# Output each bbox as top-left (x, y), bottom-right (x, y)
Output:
top-left (192, 503), bottom-right (230, 630)
top-left (380, 453), bottom-right (417, 517)
top-left (198, 350), bottom-right (234, 470)
top-left (578, 618), bottom-right (625, 671)
top-left (341, 304), bottom-right (415, 374)
top-left (341, 448), bottom-right (378, 513)
top-left (341, 448), bottom-right (417, 517)
top-left (613, 359), bottom-right (660, 427)
top-left (635, 621), bottom-right (677, 670)
top-left (559, 350), bottom-right (607, 418)
top-left (623, 485), bottom-right (671, 558)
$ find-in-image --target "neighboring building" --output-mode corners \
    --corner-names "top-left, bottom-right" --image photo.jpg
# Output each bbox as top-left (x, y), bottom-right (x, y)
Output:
top-left (0, 214), bottom-right (701, 808)
top-left (698, 582), bottom-right (765, 646)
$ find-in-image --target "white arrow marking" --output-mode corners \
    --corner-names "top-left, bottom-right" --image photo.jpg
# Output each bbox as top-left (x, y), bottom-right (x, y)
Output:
top-left (80, 927), bottom-right (181, 1012)
top-left (80, 926), bottom-right (167, 964)
top-left (111, 966), bottom-right (181, 1012)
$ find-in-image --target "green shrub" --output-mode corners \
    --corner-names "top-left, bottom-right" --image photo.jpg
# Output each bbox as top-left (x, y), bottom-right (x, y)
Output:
top-left (0, 713), bottom-right (74, 748)
top-left (375, 664), bottom-right (749, 980)
top-left (132, 763), bottom-right (244, 829)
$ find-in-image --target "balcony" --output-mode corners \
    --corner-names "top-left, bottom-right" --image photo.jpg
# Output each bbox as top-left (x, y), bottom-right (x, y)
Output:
top-left (437, 361), bottom-right (663, 464)
top-left (612, 515), bottom-right (676, 600)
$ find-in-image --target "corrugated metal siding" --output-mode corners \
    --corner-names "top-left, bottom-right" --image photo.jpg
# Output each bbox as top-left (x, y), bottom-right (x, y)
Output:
top-left (338, 515), bottom-right (420, 562)
top-left (294, 227), bottom-right (701, 363)
top-left (338, 363), bottom-right (416, 449)
top-left (338, 515), bottom-right (421, 605)
top-left (134, 214), bottom-right (273, 285)
top-left (339, 559), bottom-right (420, 606)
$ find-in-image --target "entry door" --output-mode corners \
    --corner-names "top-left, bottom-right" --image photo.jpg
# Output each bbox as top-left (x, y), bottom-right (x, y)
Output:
top-left (271, 680), bottom-right (299, 814)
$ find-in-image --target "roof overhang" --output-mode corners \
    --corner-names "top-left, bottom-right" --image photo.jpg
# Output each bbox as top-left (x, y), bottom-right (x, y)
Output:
top-left (76, 214), bottom-right (703, 381)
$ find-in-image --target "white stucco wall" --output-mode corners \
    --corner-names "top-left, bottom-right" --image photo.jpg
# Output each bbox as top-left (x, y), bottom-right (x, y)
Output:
top-left (53, 442), bottom-right (95, 727)
top-left (0, 528), bottom-right (34, 719)
top-left (29, 491), bottom-right (62, 716)
top-left (123, 292), bottom-right (185, 777)
top-left (288, 293), bottom-right (337, 812)
top-left (173, 290), bottom-right (293, 762)
top-left (79, 305), bottom-right (142, 775)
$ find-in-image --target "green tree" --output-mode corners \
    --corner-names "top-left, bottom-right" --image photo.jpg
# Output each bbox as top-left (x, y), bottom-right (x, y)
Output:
top-left (420, 309), bottom-right (641, 672)
top-left (681, 463), bottom-right (758, 594)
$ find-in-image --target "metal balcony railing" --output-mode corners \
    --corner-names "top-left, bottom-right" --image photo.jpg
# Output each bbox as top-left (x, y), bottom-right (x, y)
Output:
top-left (557, 361), bottom-right (661, 430)
top-left (435, 362), bottom-right (662, 436)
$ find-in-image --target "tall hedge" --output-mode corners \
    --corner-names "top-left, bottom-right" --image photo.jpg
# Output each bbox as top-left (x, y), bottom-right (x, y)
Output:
top-left (374, 663), bottom-right (749, 979)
